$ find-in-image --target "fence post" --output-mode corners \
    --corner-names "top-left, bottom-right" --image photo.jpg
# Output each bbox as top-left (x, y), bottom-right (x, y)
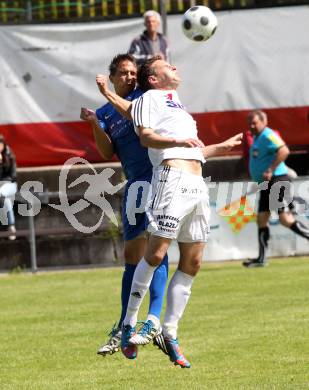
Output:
top-left (159, 0), bottom-right (167, 37)
top-left (26, 0), bottom-right (32, 22)
top-left (28, 206), bottom-right (37, 273)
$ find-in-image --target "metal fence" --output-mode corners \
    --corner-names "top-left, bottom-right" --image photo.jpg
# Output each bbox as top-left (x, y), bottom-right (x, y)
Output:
top-left (0, 0), bottom-right (307, 24)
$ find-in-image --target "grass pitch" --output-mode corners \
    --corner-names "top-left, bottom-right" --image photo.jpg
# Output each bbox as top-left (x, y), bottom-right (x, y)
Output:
top-left (1, 257), bottom-right (309, 390)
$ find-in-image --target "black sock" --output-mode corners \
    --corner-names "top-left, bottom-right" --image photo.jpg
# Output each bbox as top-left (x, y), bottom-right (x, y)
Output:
top-left (256, 227), bottom-right (270, 263)
top-left (290, 221), bottom-right (309, 240)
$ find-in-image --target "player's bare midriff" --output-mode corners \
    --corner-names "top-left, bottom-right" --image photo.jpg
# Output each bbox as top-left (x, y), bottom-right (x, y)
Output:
top-left (161, 159), bottom-right (202, 176)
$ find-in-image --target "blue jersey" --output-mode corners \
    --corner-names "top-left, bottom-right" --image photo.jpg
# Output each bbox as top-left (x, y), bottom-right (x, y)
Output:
top-left (249, 127), bottom-right (288, 183)
top-left (96, 88), bottom-right (152, 181)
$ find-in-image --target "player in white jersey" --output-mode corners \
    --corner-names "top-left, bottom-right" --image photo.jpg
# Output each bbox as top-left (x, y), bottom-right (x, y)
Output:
top-left (132, 87), bottom-right (209, 242)
top-left (107, 56), bottom-right (243, 368)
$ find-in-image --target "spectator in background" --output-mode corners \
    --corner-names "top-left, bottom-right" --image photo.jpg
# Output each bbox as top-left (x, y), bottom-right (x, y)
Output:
top-left (128, 10), bottom-right (170, 65)
top-left (243, 110), bottom-right (309, 268)
top-left (0, 134), bottom-right (17, 240)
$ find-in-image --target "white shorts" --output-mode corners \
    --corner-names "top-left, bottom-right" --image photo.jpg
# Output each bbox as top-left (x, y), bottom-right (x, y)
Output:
top-left (146, 166), bottom-right (210, 242)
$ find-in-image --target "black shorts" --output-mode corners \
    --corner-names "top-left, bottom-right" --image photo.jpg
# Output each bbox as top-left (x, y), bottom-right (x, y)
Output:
top-left (258, 175), bottom-right (294, 214)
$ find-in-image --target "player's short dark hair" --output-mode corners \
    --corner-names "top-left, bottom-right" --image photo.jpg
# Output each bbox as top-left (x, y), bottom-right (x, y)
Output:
top-left (137, 55), bottom-right (163, 91)
top-left (109, 53), bottom-right (136, 76)
top-left (247, 110), bottom-right (267, 123)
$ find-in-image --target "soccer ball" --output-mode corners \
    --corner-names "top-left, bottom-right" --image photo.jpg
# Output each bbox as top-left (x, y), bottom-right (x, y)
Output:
top-left (182, 6), bottom-right (218, 42)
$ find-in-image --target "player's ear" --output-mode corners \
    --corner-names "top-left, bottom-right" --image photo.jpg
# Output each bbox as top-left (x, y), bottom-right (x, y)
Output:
top-left (109, 74), bottom-right (114, 84)
top-left (148, 75), bottom-right (157, 86)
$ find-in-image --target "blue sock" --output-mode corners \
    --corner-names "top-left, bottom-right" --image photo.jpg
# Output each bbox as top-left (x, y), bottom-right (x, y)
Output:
top-left (148, 254), bottom-right (169, 320)
top-left (118, 263), bottom-right (136, 328)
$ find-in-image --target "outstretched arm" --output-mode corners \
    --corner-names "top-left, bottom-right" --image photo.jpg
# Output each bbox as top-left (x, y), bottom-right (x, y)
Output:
top-left (139, 126), bottom-right (205, 149)
top-left (202, 133), bottom-right (243, 158)
top-left (96, 74), bottom-right (132, 120)
top-left (80, 107), bottom-right (114, 160)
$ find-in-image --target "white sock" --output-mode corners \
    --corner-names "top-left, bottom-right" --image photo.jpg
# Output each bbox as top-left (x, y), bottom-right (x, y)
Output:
top-left (162, 270), bottom-right (194, 340)
top-left (123, 258), bottom-right (156, 327)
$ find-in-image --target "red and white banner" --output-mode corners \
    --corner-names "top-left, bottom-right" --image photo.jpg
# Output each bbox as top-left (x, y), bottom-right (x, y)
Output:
top-left (0, 6), bottom-right (308, 166)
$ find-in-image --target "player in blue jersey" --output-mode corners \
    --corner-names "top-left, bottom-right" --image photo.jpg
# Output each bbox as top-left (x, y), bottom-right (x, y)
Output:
top-left (80, 54), bottom-right (168, 358)
top-left (243, 110), bottom-right (309, 268)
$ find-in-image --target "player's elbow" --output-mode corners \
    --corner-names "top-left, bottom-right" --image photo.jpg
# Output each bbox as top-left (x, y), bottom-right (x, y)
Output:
top-left (280, 145), bottom-right (290, 159)
top-left (140, 139), bottom-right (149, 148)
top-left (122, 111), bottom-right (132, 121)
top-left (98, 150), bottom-right (113, 161)
top-left (140, 135), bottom-right (150, 148)
top-left (96, 144), bottom-right (114, 160)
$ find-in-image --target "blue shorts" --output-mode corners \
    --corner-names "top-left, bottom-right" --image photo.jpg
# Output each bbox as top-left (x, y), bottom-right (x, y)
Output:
top-left (122, 174), bottom-right (152, 241)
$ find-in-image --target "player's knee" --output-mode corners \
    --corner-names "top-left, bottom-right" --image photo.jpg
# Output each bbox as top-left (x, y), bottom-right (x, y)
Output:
top-left (123, 247), bottom-right (140, 264)
top-left (279, 218), bottom-right (292, 228)
top-left (146, 251), bottom-right (164, 267)
top-left (279, 212), bottom-right (294, 228)
top-left (180, 257), bottom-right (201, 276)
top-left (190, 257), bottom-right (202, 274)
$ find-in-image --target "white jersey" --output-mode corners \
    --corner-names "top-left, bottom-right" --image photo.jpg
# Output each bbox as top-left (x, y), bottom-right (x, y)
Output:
top-left (131, 89), bottom-right (205, 168)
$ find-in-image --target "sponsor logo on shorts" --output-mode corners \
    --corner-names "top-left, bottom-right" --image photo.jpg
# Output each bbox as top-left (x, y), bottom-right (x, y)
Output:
top-left (181, 187), bottom-right (202, 194)
top-left (157, 215), bottom-right (180, 223)
top-left (156, 214), bottom-right (179, 231)
top-left (158, 220), bottom-right (177, 229)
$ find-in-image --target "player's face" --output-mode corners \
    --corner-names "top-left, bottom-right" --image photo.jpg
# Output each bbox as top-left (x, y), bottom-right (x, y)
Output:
top-left (145, 16), bottom-right (160, 34)
top-left (248, 115), bottom-right (266, 135)
top-left (111, 60), bottom-right (137, 96)
top-left (150, 60), bottom-right (181, 90)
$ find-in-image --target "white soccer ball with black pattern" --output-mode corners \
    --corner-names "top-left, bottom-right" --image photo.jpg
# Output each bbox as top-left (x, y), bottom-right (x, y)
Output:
top-left (182, 6), bottom-right (218, 42)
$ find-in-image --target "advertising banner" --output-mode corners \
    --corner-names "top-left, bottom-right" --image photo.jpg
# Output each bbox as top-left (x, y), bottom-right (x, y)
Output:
top-left (168, 178), bottom-right (309, 261)
top-left (0, 6), bottom-right (308, 166)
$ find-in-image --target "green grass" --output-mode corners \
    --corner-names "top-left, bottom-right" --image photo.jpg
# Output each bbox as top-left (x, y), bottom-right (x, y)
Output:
top-left (1, 257), bottom-right (309, 390)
